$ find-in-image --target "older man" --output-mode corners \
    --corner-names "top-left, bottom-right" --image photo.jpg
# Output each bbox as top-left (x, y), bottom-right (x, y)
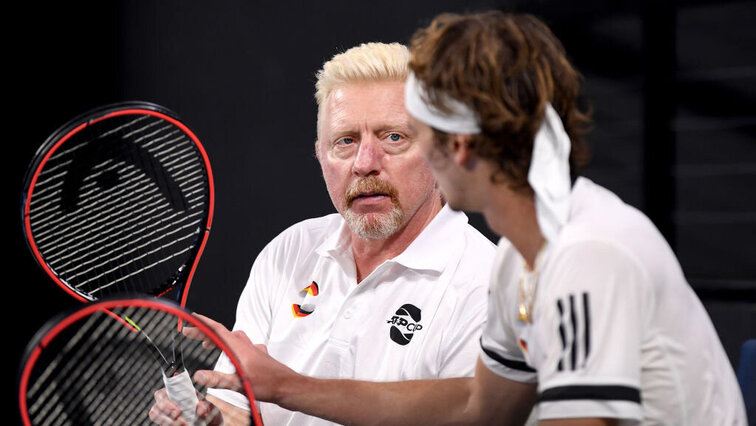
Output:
top-left (189, 12), bottom-right (747, 426)
top-left (150, 42), bottom-right (495, 425)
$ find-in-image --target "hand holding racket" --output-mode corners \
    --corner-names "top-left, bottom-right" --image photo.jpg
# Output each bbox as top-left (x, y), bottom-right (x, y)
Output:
top-left (187, 314), bottom-right (302, 405)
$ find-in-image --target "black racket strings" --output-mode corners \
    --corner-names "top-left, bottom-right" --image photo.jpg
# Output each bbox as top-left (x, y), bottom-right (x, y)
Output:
top-left (25, 305), bottom-right (222, 426)
top-left (31, 321), bottom-right (159, 425)
top-left (26, 112), bottom-right (211, 300)
top-left (34, 114), bottom-right (201, 295)
top-left (26, 306), bottom-right (166, 424)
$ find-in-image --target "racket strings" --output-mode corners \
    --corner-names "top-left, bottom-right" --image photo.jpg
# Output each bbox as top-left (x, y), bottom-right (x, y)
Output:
top-left (27, 313), bottom-right (108, 407)
top-left (35, 175), bottom-right (205, 259)
top-left (48, 204), bottom-right (190, 272)
top-left (27, 113), bottom-right (211, 298)
top-left (37, 178), bottom-right (200, 295)
top-left (29, 134), bottom-right (197, 215)
top-left (32, 173), bottom-right (169, 245)
top-left (28, 312), bottom-right (142, 424)
top-left (31, 155), bottom-right (128, 210)
top-left (30, 138), bottom-right (201, 240)
top-left (85, 243), bottom-right (197, 296)
top-left (65, 210), bottom-right (204, 282)
top-left (29, 116), bottom-right (155, 206)
top-left (30, 115), bottom-right (151, 184)
top-left (83, 310), bottom-right (170, 425)
top-left (26, 306), bottom-right (222, 425)
top-left (52, 338), bottom-right (154, 426)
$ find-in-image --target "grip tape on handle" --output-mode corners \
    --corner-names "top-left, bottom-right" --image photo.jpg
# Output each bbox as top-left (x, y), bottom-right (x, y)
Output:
top-left (163, 370), bottom-right (201, 424)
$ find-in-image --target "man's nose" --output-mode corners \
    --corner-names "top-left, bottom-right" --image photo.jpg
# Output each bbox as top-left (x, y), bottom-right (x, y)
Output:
top-left (352, 136), bottom-right (382, 176)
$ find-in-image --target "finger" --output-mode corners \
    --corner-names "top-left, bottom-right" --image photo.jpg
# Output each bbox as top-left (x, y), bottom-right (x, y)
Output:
top-left (182, 325), bottom-right (217, 349)
top-left (196, 399), bottom-right (223, 425)
top-left (153, 388), bottom-right (181, 416)
top-left (149, 400), bottom-right (186, 426)
top-left (194, 370), bottom-right (243, 392)
top-left (181, 324), bottom-right (203, 340)
top-left (154, 387), bottom-right (168, 402)
top-left (193, 314), bottom-right (258, 347)
top-left (193, 313), bottom-right (225, 331)
top-left (194, 313), bottom-right (235, 340)
top-left (256, 343), bottom-right (269, 355)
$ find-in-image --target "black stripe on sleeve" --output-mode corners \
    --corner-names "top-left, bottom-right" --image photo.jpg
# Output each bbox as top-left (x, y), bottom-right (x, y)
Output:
top-left (557, 299), bottom-right (566, 371)
top-left (480, 339), bottom-right (536, 373)
top-left (538, 385), bottom-right (641, 403)
top-left (569, 294), bottom-right (577, 371)
top-left (583, 292), bottom-right (591, 363)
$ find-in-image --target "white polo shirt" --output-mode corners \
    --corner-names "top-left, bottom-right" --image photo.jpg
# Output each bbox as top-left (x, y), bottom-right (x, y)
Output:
top-left (210, 205), bottom-right (495, 425)
top-left (481, 177), bottom-right (747, 425)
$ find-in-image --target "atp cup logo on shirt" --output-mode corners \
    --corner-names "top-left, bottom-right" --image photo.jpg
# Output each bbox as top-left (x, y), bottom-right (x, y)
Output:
top-left (386, 304), bottom-right (423, 346)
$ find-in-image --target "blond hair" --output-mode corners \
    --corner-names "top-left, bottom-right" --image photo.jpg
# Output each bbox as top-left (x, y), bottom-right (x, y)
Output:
top-left (315, 42), bottom-right (410, 136)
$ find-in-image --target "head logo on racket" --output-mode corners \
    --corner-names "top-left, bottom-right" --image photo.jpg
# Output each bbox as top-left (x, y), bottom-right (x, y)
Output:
top-left (21, 102), bottom-right (214, 302)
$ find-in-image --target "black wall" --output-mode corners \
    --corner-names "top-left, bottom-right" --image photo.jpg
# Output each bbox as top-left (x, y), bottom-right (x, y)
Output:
top-left (10, 1), bottom-right (755, 421)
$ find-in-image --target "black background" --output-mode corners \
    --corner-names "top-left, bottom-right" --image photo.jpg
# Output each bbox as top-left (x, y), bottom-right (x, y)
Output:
top-left (9, 1), bottom-right (755, 422)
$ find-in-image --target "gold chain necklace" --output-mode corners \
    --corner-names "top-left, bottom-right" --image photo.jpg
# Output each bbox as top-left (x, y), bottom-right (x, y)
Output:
top-left (517, 242), bottom-right (547, 324)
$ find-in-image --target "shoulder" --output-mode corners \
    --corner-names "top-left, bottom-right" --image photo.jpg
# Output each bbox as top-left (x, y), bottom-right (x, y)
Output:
top-left (248, 213), bottom-right (344, 276)
top-left (260, 213), bottom-right (342, 255)
top-left (447, 220), bottom-right (497, 291)
top-left (565, 178), bottom-right (662, 248)
top-left (460, 221), bottom-right (497, 254)
top-left (442, 208), bottom-right (497, 262)
top-left (545, 238), bottom-right (648, 293)
top-left (540, 232), bottom-right (654, 322)
top-left (550, 238), bottom-right (643, 270)
top-left (552, 178), bottom-right (676, 285)
top-left (407, 206), bottom-right (496, 291)
top-left (243, 213), bottom-right (342, 298)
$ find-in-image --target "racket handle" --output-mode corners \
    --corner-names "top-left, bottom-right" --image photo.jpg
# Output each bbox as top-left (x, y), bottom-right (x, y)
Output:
top-left (162, 369), bottom-right (202, 425)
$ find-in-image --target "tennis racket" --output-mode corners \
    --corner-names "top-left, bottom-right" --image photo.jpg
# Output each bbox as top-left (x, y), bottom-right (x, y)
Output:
top-left (19, 297), bottom-right (263, 425)
top-left (21, 101), bottom-right (213, 303)
top-left (20, 102), bottom-right (220, 423)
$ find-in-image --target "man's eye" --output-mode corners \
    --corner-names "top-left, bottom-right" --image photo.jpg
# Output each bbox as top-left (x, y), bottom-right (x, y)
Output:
top-left (338, 137), bottom-right (355, 145)
top-left (388, 133), bottom-right (402, 142)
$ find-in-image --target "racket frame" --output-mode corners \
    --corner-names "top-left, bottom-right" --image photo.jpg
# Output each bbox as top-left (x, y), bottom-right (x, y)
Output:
top-left (21, 101), bottom-right (215, 304)
top-left (18, 297), bottom-right (262, 426)
top-left (19, 102), bottom-right (236, 424)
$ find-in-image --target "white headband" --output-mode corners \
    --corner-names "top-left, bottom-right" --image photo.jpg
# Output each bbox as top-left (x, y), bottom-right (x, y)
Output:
top-left (404, 71), bottom-right (481, 134)
top-left (405, 71), bottom-right (571, 241)
top-left (528, 103), bottom-right (572, 242)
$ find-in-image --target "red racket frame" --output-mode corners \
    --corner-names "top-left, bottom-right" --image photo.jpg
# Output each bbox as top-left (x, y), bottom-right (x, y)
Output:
top-left (22, 105), bottom-right (215, 306)
top-left (18, 297), bottom-right (262, 426)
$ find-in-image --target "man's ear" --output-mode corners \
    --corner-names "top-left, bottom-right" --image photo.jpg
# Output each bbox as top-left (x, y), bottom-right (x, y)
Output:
top-left (314, 140), bottom-right (320, 162)
top-left (450, 134), bottom-right (477, 169)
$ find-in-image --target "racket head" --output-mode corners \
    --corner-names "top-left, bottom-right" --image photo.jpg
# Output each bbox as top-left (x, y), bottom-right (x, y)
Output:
top-left (18, 297), bottom-right (262, 426)
top-left (21, 102), bottom-right (214, 303)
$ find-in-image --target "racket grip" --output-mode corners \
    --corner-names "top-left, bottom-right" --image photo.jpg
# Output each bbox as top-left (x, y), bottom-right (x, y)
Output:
top-left (163, 370), bottom-right (201, 425)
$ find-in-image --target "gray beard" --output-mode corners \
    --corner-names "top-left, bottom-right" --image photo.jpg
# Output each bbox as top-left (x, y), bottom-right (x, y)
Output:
top-left (343, 206), bottom-right (405, 239)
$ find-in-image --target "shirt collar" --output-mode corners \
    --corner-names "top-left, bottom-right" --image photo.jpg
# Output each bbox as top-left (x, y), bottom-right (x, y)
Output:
top-left (315, 204), bottom-right (469, 273)
top-left (392, 204), bottom-right (468, 272)
top-left (314, 215), bottom-right (353, 262)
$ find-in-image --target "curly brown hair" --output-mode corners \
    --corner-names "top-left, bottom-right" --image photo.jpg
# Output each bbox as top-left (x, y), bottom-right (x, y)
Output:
top-left (409, 11), bottom-right (592, 191)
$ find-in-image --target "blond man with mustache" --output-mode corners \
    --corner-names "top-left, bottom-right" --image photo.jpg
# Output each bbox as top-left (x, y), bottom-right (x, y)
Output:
top-left (150, 42), bottom-right (497, 425)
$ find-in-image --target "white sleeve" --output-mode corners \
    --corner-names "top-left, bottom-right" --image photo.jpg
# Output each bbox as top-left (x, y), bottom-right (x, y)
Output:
top-left (480, 242), bottom-right (538, 383)
top-left (206, 242), bottom-right (279, 409)
top-left (479, 285), bottom-right (538, 382)
top-left (533, 241), bottom-right (646, 422)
